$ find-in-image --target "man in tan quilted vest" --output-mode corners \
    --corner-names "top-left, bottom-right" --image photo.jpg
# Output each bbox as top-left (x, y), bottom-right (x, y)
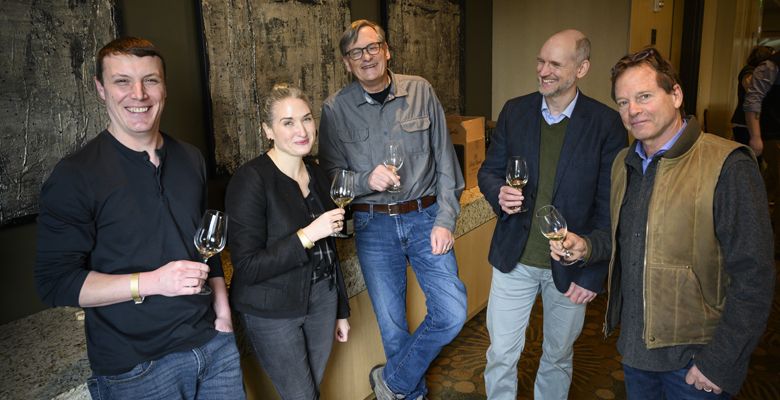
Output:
top-left (578, 48), bottom-right (774, 398)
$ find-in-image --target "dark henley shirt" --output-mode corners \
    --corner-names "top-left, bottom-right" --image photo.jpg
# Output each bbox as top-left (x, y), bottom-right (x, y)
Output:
top-left (35, 130), bottom-right (221, 375)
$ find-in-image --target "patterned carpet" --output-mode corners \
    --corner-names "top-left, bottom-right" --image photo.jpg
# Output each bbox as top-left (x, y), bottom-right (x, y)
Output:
top-left (424, 265), bottom-right (780, 400)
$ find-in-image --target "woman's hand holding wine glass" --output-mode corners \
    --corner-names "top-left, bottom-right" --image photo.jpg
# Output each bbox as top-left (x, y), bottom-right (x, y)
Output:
top-left (302, 208), bottom-right (346, 243)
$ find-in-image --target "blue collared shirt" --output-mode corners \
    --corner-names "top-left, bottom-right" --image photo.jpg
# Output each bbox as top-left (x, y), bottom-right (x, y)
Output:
top-left (634, 120), bottom-right (687, 173)
top-left (541, 91), bottom-right (579, 125)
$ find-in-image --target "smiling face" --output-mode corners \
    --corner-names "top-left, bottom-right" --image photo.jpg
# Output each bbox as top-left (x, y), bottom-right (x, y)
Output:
top-left (95, 54), bottom-right (166, 141)
top-left (342, 26), bottom-right (391, 93)
top-left (536, 33), bottom-right (588, 100)
top-left (263, 97), bottom-right (316, 158)
top-left (614, 64), bottom-right (684, 156)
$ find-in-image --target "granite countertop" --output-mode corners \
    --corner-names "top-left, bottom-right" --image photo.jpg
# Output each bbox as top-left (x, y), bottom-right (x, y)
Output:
top-left (0, 187), bottom-right (494, 400)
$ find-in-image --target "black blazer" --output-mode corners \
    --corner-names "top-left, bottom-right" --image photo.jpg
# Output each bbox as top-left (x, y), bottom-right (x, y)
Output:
top-left (478, 91), bottom-right (627, 293)
top-left (225, 154), bottom-right (350, 319)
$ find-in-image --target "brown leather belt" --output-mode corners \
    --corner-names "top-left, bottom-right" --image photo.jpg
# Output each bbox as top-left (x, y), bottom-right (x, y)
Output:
top-left (351, 195), bottom-right (436, 216)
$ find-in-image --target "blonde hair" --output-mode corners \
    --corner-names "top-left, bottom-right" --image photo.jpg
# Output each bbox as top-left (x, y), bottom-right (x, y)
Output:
top-left (260, 83), bottom-right (313, 137)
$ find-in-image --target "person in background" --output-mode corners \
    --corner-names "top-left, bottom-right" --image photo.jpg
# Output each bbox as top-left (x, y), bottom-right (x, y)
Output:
top-left (318, 19), bottom-right (466, 400)
top-left (730, 45), bottom-right (773, 145)
top-left (225, 84), bottom-right (350, 400)
top-left (35, 37), bottom-right (245, 399)
top-left (744, 46), bottom-right (780, 258)
top-left (477, 29), bottom-right (626, 400)
top-left (595, 47), bottom-right (774, 398)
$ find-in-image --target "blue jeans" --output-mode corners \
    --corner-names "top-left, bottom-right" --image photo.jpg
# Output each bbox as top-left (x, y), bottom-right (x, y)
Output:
top-left (623, 362), bottom-right (731, 399)
top-left (87, 331), bottom-right (245, 400)
top-left (484, 264), bottom-right (586, 400)
top-left (354, 202), bottom-right (467, 399)
top-left (241, 279), bottom-right (338, 400)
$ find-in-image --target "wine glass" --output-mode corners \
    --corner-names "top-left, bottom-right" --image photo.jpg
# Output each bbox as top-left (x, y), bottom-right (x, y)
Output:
top-left (383, 141), bottom-right (405, 193)
top-left (193, 209), bottom-right (228, 295)
top-left (505, 156), bottom-right (529, 212)
top-left (329, 170), bottom-right (355, 238)
top-left (535, 205), bottom-right (576, 265)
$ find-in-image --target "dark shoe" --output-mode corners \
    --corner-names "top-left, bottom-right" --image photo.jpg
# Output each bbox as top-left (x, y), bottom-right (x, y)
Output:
top-left (369, 364), bottom-right (404, 400)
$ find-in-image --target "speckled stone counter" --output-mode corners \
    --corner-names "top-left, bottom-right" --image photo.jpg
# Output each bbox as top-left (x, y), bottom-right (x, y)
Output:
top-left (0, 187), bottom-right (493, 400)
top-left (0, 307), bottom-right (90, 400)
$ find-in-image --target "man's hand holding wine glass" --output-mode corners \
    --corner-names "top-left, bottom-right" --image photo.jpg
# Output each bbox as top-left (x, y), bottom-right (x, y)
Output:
top-left (549, 231), bottom-right (588, 265)
top-left (145, 260), bottom-right (211, 297)
top-left (368, 164), bottom-right (401, 192)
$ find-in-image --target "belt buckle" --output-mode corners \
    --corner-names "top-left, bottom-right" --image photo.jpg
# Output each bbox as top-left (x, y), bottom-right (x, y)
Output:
top-left (387, 201), bottom-right (401, 216)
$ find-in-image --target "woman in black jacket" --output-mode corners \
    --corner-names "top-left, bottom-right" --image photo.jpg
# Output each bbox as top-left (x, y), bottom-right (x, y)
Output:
top-left (225, 84), bottom-right (350, 400)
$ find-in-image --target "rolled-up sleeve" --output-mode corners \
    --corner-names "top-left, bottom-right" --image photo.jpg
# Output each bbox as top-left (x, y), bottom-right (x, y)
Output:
top-left (743, 61), bottom-right (778, 113)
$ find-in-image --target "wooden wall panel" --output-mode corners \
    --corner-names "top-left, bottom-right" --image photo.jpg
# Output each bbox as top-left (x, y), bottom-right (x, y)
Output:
top-left (201, 0), bottom-right (351, 174)
top-left (0, 0), bottom-right (116, 225)
top-left (386, 0), bottom-right (462, 114)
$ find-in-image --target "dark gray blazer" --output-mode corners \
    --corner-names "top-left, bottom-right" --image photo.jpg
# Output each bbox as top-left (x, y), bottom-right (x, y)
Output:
top-left (478, 91), bottom-right (627, 293)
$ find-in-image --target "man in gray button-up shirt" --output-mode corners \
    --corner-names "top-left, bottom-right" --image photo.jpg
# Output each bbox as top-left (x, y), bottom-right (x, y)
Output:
top-left (319, 19), bottom-right (466, 400)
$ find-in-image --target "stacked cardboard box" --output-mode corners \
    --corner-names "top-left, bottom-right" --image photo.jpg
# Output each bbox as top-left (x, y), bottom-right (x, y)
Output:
top-left (446, 115), bottom-right (486, 189)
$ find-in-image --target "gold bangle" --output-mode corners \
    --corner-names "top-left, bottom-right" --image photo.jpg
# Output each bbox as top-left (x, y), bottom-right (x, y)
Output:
top-left (130, 272), bottom-right (144, 304)
top-left (297, 229), bottom-right (315, 249)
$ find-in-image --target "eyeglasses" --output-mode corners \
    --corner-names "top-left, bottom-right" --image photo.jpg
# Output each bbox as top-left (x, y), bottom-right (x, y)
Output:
top-left (345, 42), bottom-right (383, 61)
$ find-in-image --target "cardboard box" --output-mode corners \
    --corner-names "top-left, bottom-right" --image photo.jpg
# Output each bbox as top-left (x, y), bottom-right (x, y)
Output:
top-left (447, 115), bottom-right (486, 189)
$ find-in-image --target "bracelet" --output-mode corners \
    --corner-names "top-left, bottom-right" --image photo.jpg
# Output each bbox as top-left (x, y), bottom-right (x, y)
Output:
top-left (130, 272), bottom-right (145, 304)
top-left (297, 229), bottom-right (315, 249)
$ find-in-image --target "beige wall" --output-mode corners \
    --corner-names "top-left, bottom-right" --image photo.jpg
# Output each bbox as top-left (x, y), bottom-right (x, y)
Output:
top-left (492, 0), bottom-right (631, 119)
top-left (697, 0), bottom-right (762, 137)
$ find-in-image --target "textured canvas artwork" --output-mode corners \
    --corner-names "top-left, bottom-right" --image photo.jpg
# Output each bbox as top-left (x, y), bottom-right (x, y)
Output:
top-left (201, 0), bottom-right (352, 174)
top-left (387, 0), bottom-right (462, 114)
top-left (0, 0), bottom-right (116, 226)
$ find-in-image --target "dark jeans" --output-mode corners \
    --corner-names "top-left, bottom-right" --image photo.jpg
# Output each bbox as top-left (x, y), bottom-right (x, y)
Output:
top-left (241, 279), bottom-right (338, 400)
top-left (87, 331), bottom-right (244, 400)
top-left (622, 362), bottom-right (731, 399)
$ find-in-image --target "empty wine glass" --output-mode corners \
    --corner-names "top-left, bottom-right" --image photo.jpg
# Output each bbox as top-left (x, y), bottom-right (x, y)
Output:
top-left (193, 209), bottom-right (228, 295)
top-left (383, 141), bottom-right (405, 193)
top-left (535, 205), bottom-right (576, 265)
top-left (505, 156), bottom-right (529, 212)
top-left (329, 170), bottom-right (355, 238)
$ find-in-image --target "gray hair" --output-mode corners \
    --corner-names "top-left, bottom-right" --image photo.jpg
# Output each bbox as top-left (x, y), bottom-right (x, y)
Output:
top-left (575, 37), bottom-right (591, 64)
top-left (339, 19), bottom-right (386, 56)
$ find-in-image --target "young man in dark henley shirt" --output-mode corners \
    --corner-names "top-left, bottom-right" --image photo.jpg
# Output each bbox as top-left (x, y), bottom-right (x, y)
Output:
top-left (34, 37), bottom-right (245, 399)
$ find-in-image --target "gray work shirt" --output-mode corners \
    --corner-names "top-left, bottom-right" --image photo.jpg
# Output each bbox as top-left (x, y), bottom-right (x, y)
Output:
top-left (318, 71), bottom-right (465, 232)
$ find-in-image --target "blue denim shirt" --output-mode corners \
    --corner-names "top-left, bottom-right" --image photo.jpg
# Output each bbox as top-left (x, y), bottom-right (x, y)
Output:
top-left (319, 72), bottom-right (465, 232)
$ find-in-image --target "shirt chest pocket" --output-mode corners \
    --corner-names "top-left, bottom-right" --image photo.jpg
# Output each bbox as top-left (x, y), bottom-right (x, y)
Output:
top-left (336, 127), bottom-right (371, 166)
top-left (400, 116), bottom-right (431, 154)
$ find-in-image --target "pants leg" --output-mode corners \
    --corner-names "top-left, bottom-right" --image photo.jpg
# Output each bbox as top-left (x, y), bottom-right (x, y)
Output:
top-left (241, 280), bottom-right (337, 400)
top-left (385, 203), bottom-right (467, 397)
top-left (534, 269), bottom-right (586, 400)
top-left (87, 332), bottom-right (245, 400)
top-left (623, 362), bottom-right (731, 400)
top-left (353, 203), bottom-right (466, 399)
top-left (195, 332), bottom-right (246, 400)
top-left (484, 264), bottom-right (541, 400)
top-left (302, 280), bottom-right (339, 389)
